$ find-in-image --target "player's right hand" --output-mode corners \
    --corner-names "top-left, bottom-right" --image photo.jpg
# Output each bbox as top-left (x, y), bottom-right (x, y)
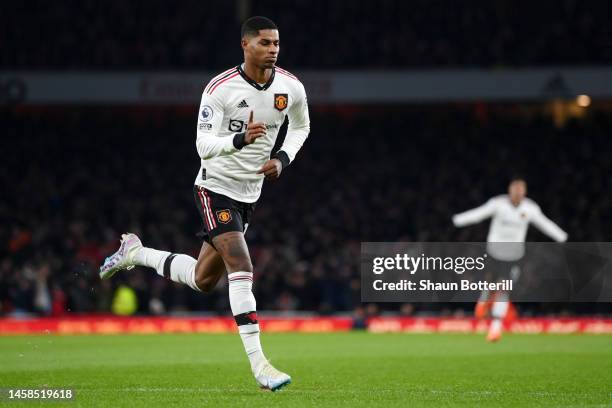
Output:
top-left (244, 111), bottom-right (266, 145)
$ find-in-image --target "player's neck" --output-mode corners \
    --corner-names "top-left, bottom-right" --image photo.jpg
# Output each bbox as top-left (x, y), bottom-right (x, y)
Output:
top-left (511, 199), bottom-right (522, 207)
top-left (242, 62), bottom-right (272, 84)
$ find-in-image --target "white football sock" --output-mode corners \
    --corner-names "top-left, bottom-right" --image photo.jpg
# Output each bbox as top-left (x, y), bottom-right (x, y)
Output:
top-left (134, 247), bottom-right (168, 271)
top-left (490, 294), bottom-right (509, 334)
top-left (167, 254), bottom-right (200, 292)
top-left (478, 289), bottom-right (490, 302)
top-left (134, 248), bottom-right (200, 292)
top-left (491, 291), bottom-right (509, 319)
top-left (228, 271), bottom-right (266, 372)
top-left (490, 318), bottom-right (503, 333)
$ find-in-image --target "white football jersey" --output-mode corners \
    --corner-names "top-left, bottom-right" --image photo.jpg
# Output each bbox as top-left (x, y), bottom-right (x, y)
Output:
top-left (194, 64), bottom-right (310, 203)
top-left (453, 195), bottom-right (568, 261)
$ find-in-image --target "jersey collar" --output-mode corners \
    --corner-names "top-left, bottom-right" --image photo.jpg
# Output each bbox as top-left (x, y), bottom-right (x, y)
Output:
top-left (237, 64), bottom-right (275, 91)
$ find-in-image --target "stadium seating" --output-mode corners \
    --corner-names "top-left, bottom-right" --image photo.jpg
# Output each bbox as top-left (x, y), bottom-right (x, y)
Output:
top-left (1, 106), bottom-right (610, 315)
top-left (1, 0), bottom-right (610, 69)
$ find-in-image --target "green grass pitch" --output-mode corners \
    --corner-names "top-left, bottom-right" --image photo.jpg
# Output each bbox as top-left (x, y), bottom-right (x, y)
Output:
top-left (1, 332), bottom-right (611, 407)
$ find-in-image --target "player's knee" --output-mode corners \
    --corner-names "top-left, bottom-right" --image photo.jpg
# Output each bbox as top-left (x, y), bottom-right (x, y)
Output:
top-left (195, 275), bottom-right (216, 293)
top-left (224, 257), bottom-right (253, 273)
top-left (193, 265), bottom-right (220, 293)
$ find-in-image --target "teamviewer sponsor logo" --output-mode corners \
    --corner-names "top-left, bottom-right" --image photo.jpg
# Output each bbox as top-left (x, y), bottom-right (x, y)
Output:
top-left (228, 119), bottom-right (278, 132)
top-left (229, 119), bottom-right (247, 132)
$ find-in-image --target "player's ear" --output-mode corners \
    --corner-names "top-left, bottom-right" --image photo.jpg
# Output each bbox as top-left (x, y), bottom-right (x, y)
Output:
top-left (241, 37), bottom-right (249, 50)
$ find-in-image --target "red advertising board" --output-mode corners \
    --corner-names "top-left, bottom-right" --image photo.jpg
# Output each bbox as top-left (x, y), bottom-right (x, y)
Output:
top-left (0, 316), bottom-right (610, 335)
top-left (0, 316), bottom-right (353, 335)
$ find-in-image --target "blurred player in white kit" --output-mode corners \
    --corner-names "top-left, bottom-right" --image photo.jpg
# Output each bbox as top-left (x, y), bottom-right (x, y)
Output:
top-left (452, 178), bottom-right (568, 341)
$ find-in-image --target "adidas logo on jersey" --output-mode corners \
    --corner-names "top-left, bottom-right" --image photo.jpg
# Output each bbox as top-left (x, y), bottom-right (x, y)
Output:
top-left (237, 100), bottom-right (249, 108)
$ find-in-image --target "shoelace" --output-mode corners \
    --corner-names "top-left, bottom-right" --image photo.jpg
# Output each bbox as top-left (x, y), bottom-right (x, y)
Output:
top-left (102, 241), bottom-right (126, 268)
top-left (101, 238), bottom-right (135, 273)
top-left (102, 252), bottom-right (121, 269)
top-left (259, 364), bottom-right (284, 379)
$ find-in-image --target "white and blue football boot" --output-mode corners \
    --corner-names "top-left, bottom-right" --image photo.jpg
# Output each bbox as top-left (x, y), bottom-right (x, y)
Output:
top-left (99, 233), bottom-right (143, 279)
top-left (254, 361), bottom-right (292, 392)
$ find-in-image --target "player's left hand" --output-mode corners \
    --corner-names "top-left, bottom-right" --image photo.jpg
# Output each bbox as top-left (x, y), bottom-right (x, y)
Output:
top-left (257, 159), bottom-right (283, 181)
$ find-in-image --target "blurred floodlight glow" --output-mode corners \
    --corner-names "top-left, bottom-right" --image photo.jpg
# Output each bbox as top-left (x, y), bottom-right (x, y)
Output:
top-left (576, 94), bottom-right (591, 107)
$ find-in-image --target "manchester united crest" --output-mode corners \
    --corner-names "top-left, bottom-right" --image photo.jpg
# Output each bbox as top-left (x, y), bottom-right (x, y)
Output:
top-left (274, 93), bottom-right (288, 111)
top-left (216, 209), bottom-right (232, 224)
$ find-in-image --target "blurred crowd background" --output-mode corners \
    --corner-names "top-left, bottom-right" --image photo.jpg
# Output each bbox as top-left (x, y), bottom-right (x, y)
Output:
top-left (2, 0), bottom-right (611, 318)
top-left (2, 0), bottom-right (611, 69)
top-left (2, 106), bottom-right (611, 316)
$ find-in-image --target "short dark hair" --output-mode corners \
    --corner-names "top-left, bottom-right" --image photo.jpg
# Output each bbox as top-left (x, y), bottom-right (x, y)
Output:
top-left (241, 16), bottom-right (278, 38)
